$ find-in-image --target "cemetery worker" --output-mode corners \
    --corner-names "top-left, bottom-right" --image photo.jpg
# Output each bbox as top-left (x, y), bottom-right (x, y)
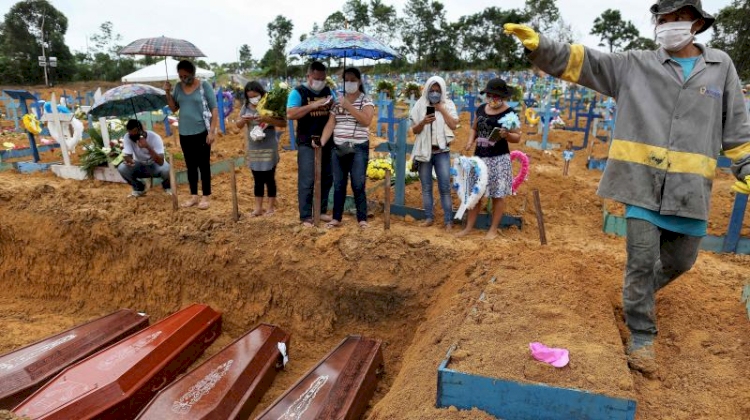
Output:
top-left (237, 81), bottom-right (285, 217)
top-left (164, 59), bottom-right (218, 210)
top-left (287, 61), bottom-right (337, 227)
top-left (458, 78), bottom-right (521, 240)
top-left (410, 75), bottom-right (459, 231)
top-left (319, 67), bottom-right (375, 229)
top-left (118, 120), bottom-right (171, 197)
top-left (504, 0), bottom-right (750, 375)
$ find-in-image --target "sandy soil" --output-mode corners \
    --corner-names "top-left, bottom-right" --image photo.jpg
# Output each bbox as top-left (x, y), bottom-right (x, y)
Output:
top-left (0, 86), bottom-right (749, 420)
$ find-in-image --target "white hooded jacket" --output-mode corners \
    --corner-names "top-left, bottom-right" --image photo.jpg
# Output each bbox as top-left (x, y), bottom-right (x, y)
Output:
top-left (409, 76), bottom-right (458, 162)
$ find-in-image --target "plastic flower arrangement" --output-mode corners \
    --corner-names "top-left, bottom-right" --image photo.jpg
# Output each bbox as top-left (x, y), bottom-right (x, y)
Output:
top-left (400, 82), bottom-right (422, 100)
top-left (376, 80), bottom-right (396, 99)
top-left (257, 82), bottom-right (291, 119)
top-left (79, 125), bottom-right (126, 176)
top-left (367, 156), bottom-right (394, 180)
top-left (499, 112), bottom-right (521, 130)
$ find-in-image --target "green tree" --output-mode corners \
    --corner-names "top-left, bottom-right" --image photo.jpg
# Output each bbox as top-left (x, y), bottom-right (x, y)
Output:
top-left (401, 0), bottom-right (446, 67)
top-left (238, 44), bottom-right (254, 72)
top-left (524, 0), bottom-right (560, 32)
top-left (590, 9), bottom-right (639, 52)
top-left (369, 0), bottom-right (398, 43)
top-left (81, 21), bottom-right (136, 81)
top-left (0, 0), bottom-right (75, 84)
top-left (710, 0), bottom-right (750, 81)
top-left (625, 37), bottom-right (658, 51)
top-left (323, 11), bottom-right (347, 31)
top-left (455, 7), bottom-right (529, 69)
top-left (262, 15), bottom-right (293, 76)
top-left (343, 0), bottom-right (370, 32)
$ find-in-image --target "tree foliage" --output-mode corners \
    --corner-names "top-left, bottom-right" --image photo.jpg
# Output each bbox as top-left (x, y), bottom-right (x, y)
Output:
top-left (590, 9), bottom-right (639, 53)
top-left (709, 0), bottom-right (750, 81)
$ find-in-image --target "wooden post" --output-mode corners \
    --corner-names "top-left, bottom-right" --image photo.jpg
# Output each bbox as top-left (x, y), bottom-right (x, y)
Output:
top-left (169, 153), bottom-right (178, 210)
top-left (384, 168), bottom-right (391, 230)
top-left (229, 160), bottom-right (239, 222)
top-left (533, 189), bottom-right (547, 245)
top-left (313, 145), bottom-right (322, 226)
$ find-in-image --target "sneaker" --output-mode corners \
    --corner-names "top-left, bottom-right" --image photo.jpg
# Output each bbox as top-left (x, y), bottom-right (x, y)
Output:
top-left (627, 333), bottom-right (657, 375)
top-left (419, 218), bottom-right (434, 227)
top-left (130, 190), bottom-right (145, 198)
top-left (164, 188), bottom-right (173, 196)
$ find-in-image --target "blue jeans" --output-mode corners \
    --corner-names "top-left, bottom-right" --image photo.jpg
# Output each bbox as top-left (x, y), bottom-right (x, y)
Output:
top-left (332, 142), bottom-right (369, 222)
top-left (418, 151), bottom-right (453, 224)
top-left (297, 143), bottom-right (332, 221)
top-left (623, 218), bottom-right (701, 336)
top-left (117, 161), bottom-right (171, 191)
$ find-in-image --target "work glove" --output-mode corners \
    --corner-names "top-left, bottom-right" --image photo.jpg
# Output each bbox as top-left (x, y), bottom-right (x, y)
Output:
top-left (731, 175), bottom-right (750, 194)
top-left (503, 24), bottom-right (540, 51)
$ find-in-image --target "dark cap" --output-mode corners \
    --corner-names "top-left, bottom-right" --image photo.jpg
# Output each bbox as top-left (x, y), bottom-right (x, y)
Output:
top-left (480, 78), bottom-right (512, 98)
top-left (650, 0), bottom-right (715, 34)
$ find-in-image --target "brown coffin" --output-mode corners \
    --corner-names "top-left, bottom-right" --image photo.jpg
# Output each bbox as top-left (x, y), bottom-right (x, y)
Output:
top-left (256, 335), bottom-right (383, 420)
top-left (136, 323), bottom-right (290, 420)
top-left (12, 303), bottom-right (222, 420)
top-left (0, 309), bottom-right (149, 410)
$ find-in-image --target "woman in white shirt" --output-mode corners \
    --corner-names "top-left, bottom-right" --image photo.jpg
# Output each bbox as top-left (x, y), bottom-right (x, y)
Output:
top-left (410, 76), bottom-right (459, 231)
top-left (319, 67), bottom-right (374, 228)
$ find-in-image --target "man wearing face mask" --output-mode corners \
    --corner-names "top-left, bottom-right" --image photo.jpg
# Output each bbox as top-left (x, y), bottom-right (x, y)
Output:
top-left (118, 120), bottom-right (171, 197)
top-left (505, 0), bottom-right (750, 376)
top-left (287, 61), bottom-right (337, 227)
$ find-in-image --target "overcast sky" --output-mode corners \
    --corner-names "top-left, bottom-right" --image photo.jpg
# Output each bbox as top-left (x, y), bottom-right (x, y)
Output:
top-left (0, 0), bottom-right (734, 64)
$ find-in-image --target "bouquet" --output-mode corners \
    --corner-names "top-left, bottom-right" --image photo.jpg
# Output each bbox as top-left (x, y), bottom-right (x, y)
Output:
top-left (257, 82), bottom-right (291, 119)
top-left (376, 80), bottom-right (396, 99)
top-left (499, 112), bottom-right (521, 130)
top-left (400, 82), bottom-right (422, 101)
top-left (79, 122), bottom-right (127, 176)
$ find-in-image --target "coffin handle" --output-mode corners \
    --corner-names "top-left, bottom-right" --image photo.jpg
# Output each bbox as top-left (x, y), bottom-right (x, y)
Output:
top-left (203, 330), bottom-right (217, 344)
top-left (151, 376), bottom-right (168, 392)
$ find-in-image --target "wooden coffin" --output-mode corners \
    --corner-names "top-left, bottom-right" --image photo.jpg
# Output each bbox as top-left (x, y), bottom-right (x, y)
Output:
top-left (136, 323), bottom-right (290, 420)
top-left (0, 309), bottom-right (149, 410)
top-left (256, 335), bottom-right (383, 420)
top-left (13, 303), bottom-right (222, 420)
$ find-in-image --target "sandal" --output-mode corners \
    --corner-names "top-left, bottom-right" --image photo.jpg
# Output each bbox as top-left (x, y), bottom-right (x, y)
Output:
top-left (325, 220), bottom-right (342, 229)
top-left (198, 199), bottom-right (210, 210)
top-left (264, 209), bottom-right (275, 216)
top-left (302, 219), bottom-right (314, 227)
top-left (358, 221), bottom-right (369, 229)
top-left (249, 209), bottom-right (264, 217)
top-left (320, 214), bottom-right (332, 222)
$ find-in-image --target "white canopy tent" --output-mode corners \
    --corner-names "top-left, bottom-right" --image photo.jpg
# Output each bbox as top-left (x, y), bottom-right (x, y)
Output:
top-left (121, 57), bottom-right (214, 82)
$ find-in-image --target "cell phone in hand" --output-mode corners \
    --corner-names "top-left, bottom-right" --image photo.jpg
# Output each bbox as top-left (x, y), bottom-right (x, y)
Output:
top-left (488, 127), bottom-right (503, 143)
top-left (426, 106), bottom-right (435, 115)
top-left (311, 135), bottom-right (322, 146)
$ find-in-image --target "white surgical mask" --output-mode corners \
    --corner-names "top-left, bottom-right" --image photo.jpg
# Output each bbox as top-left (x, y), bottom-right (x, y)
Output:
top-left (655, 20), bottom-right (696, 52)
top-left (344, 82), bottom-right (360, 94)
top-left (249, 96), bottom-right (261, 106)
top-left (310, 80), bottom-right (326, 91)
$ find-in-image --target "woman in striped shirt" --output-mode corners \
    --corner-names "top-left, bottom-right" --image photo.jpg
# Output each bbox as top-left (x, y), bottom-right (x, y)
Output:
top-left (319, 67), bottom-right (374, 228)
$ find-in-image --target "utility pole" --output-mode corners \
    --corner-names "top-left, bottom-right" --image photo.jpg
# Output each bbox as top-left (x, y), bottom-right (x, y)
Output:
top-left (40, 13), bottom-right (49, 86)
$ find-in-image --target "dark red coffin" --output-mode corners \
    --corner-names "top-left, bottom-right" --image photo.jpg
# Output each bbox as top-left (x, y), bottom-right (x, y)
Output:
top-left (0, 309), bottom-right (149, 410)
top-left (255, 335), bottom-right (383, 420)
top-left (12, 303), bottom-right (222, 420)
top-left (136, 323), bottom-right (290, 420)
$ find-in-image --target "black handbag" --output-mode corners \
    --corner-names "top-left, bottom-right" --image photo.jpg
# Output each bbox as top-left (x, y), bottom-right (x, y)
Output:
top-left (335, 141), bottom-right (355, 157)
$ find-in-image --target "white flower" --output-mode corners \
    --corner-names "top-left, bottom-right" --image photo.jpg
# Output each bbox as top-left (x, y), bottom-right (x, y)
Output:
top-left (101, 147), bottom-right (111, 153)
top-left (279, 82), bottom-right (288, 89)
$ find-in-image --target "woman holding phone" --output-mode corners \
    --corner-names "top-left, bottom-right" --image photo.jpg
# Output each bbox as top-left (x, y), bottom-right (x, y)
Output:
top-left (236, 81), bottom-right (286, 217)
top-left (409, 76), bottom-right (459, 231)
top-left (458, 78), bottom-right (521, 239)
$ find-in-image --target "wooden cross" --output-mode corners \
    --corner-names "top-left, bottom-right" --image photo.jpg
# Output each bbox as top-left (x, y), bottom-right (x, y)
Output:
top-left (39, 94), bottom-right (75, 166)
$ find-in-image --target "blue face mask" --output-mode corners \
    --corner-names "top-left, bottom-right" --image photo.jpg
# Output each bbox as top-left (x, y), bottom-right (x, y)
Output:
top-left (428, 92), bottom-right (441, 104)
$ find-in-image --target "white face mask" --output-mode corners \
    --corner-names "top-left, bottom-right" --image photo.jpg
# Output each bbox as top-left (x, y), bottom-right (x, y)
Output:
top-left (249, 96), bottom-right (261, 106)
top-left (309, 79), bottom-right (326, 91)
top-left (344, 82), bottom-right (360, 94)
top-left (655, 20), bottom-right (696, 52)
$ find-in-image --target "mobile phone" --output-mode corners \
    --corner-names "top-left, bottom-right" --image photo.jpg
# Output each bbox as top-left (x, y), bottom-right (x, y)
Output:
top-left (426, 106), bottom-right (435, 115)
top-left (311, 135), bottom-right (322, 146)
top-left (488, 127), bottom-right (503, 143)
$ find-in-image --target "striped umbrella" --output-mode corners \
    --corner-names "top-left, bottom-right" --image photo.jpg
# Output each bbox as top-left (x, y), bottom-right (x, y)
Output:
top-left (119, 37), bottom-right (206, 78)
top-left (289, 30), bottom-right (400, 65)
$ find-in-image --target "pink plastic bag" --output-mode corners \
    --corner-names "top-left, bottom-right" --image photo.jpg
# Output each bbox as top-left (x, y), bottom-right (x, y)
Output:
top-left (529, 342), bottom-right (569, 368)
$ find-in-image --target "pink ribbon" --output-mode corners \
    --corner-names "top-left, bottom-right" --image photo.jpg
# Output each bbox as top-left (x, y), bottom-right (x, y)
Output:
top-left (529, 342), bottom-right (569, 368)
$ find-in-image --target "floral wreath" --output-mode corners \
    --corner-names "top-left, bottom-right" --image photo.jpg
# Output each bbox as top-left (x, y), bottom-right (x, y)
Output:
top-left (451, 156), bottom-right (488, 220)
top-left (22, 113), bottom-right (42, 135)
top-left (510, 150), bottom-right (530, 194)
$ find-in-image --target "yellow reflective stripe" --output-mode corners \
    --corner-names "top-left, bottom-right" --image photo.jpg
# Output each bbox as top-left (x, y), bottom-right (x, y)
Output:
top-left (723, 142), bottom-right (750, 161)
top-left (561, 44), bottom-right (585, 83)
top-left (609, 139), bottom-right (716, 179)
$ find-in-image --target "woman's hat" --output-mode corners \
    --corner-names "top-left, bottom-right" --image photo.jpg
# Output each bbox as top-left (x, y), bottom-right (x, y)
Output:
top-left (480, 78), bottom-right (512, 98)
top-left (650, 0), bottom-right (715, 34)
